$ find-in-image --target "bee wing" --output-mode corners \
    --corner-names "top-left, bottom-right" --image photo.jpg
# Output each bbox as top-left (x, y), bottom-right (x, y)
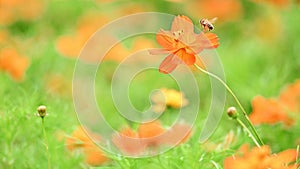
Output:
top-left (209, 17), bottom-right (218, 23)
top-left (199, 18), bottom-right (204, 24)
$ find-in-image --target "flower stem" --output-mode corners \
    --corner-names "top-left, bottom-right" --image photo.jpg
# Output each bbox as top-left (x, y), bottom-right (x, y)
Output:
top-left (194, 64), bottom-right (264, 146)
top-left (236, 119), bottom-right (261, 147)
top-left (42, 118), bottom-right (51, 169)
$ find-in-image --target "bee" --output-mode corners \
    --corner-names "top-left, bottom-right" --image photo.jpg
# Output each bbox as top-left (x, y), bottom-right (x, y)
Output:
top-left (199, 17), bottom-right (217, 32)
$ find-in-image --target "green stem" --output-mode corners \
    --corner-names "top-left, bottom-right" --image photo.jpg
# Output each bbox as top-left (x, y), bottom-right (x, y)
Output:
top-left (236, 119), bottom-right (260, 147)
top-left (42, 118), bottom-right (51, 169)
top-left (194, 64), bottom-right (264, 146)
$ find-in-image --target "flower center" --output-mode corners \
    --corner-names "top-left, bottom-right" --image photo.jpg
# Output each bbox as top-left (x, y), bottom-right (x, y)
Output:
top-left (172, 30), bottom-right (184, 41)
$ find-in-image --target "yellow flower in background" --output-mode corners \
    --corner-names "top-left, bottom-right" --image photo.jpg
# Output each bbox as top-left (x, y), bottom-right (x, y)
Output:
top-left (151, 88), bottom-right (188, 113)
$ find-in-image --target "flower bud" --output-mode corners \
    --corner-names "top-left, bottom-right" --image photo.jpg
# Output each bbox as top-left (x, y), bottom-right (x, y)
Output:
top-left (227, 107), bottom-right (238, 119)
top-left (37, 105), bottom-right (47, 118)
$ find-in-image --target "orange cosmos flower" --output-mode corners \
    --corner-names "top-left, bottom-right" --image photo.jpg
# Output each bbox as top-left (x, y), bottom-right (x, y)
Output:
top-left (65, 126), bottom-right (109, 166)
top-left (224, 144), bottom-right (298, 169)
top-left (249, 96), bottom-right (293, 126)
top-left (111, 127), bottom-right (146, 155)
top-left (161, 123), bottom-right (192, 145)
top-left (66, 126), bottom-right (101, 150)
top-left (279, 80), bottom-right (300, 113)
top-left (112, 121), bottom-right (193, 155)
top-left (149, 15), bottom-right (219, 74)
top-left (0, 48), bottom-right (29, 81)
top-left (83, 143), bottom-right (109, 166)
top-left (138, 121), bottom-right (165, 147)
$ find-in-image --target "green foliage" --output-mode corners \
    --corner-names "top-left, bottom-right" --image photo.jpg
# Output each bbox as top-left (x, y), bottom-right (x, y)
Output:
top-left (0, 0), bottom-right (300, 168)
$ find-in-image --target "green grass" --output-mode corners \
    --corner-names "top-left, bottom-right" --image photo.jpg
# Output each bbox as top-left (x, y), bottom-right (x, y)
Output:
top-left (1, 0), bottom-right (300, 168)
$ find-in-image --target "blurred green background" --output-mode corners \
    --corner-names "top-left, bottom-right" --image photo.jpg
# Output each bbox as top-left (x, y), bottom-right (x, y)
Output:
top-left (0, 0), bottom-right (299, 168)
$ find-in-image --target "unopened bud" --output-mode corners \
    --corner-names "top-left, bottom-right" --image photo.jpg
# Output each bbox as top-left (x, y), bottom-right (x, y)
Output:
top-left (227, 107), bottom-right (238, 119)
top-left (37, 105), bottom-right (47, 118)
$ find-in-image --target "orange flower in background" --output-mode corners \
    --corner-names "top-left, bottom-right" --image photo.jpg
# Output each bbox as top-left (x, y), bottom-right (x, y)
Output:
top-left (0, 31), bottom-right (8, 45)
top-left (65, 126), bottom-right (109, 166)
top-left (56, 35), bottom-right (85, 57)
top-left (187, 0), bottom-right (243, 22)
top-left (149, 15), bottom-right (219, 74)
top-left (112, 127), bottom-right (146, 155)
top-left (249, 96), bottom-right (293, 126)
top-left (131, 37), bottom-right (156, 55)
top-left (165, 0), bottom-right (184, 3)
top-left (161, 123), bottom-right (192, 145)
top-left (137, 121), bottom-right (193, 146)
top-left (151, 88), bottom-right (188, 113)
top-left (138, 121), bottom-right (165, 138)
top-left (103, 42), bottom-right (131, 62)
top-left (56, 12), bottom-right (110, 58)
top-left (66, 126), bottom-right (101, 150)
top-left (279, 80), bottom-right (300, 113)
top-left (250, 80), bottom-right (300, 126)
top-left (0, 48), bottom-right (29, 81)
top-left (138, 121), bottom-right (165, 147)
top-left (83, 143), bottom-right (109, 166)
top-left (112, 121), bottom-right (192, 155)
top-left (104, 37), bottom-right (156, 62)
top-left (116, 2), bottom-right (151, 16)
top-left (224, 144), bottom-right (298, 169)
top-left (251, 0), bottom-right (290, 8)
top-left (0, 0), bottom-right (44, 25)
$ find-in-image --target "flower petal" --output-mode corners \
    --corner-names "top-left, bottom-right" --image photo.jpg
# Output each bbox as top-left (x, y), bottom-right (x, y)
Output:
top-left (249, 96), bottom-right (293, 125)
top-left (156, 29), bottom-right (175, 51)
top-left (275, 149), bottom-right (298, 165)
top-left (171, 15), bottom-right (194, 33)
top-left (148, 48), bottom-right (171, 55)
top-left (194, 32), bottom-right (219, 49)
top-left (175, 48), bottom-right (196, 65)
top-left (159, 54), bottom-right (181, 74)
top-left (205, 32), bottom-right (220, 48)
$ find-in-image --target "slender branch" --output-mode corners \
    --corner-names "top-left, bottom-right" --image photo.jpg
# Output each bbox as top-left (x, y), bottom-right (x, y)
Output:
top-left (42, 118), bottom-right (51, 169)
top-left (194, 64), bottom-right (264, 146)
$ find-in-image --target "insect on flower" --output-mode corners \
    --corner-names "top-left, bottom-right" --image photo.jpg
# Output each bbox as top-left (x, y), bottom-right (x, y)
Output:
top-left (199, 17), bottom-right (217, 32)
top-left (149, 15), bottom-right (219, 74)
